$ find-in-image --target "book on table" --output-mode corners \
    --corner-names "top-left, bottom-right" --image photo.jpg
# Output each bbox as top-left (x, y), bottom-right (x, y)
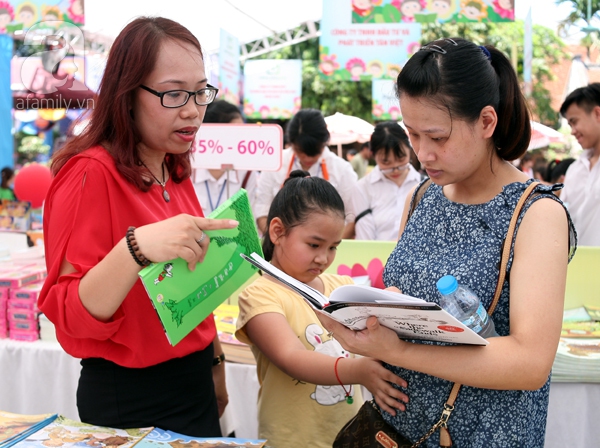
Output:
top-left (241, 252), bottom-right (489, 346)
top-left (135, 427), bottom-right (267, 448)
top-left (8, 415), bottom-right (152, 448)
top-left (139, 189), bottom-right (263, 346)
top-left (0, 411), bottom-right (57, 448)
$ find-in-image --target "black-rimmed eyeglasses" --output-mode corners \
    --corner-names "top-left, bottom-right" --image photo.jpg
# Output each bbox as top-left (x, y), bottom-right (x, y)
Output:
top-left (139, 84), bottom-right (219, 108)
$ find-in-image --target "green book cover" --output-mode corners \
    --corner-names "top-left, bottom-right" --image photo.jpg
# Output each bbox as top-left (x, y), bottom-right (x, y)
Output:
top-left (139, 189), bottom-right (263, 346)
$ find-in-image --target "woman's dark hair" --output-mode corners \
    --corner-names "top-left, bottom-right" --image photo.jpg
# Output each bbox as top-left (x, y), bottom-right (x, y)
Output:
top-left (51, 17), bottom-right (203, 190)
top-left (396, 38), bottom-right (531, 161)
top-left (545, 158), bottom-right (576, 183)
top-left (286, 109), bottom-right (330, 157)
top-left (370, 121), bottom-right (411, 159)
top-left (262, 169), bottom-right (345, 261)
top-left (1, 167), bottom-right (14, 189)
top-left (204, 100), bottom-right (243, 124)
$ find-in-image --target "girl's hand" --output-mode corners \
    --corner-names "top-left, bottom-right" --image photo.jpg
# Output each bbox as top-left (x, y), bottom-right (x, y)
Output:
top-left (134, 214), bottom-right (238, 270)
top-left (317, 314), bottom-right (404, 363)
top-left (354, 357), bottom-right (408, 416)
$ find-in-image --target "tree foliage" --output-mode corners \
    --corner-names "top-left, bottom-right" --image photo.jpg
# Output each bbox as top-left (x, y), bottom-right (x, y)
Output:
top-left (555, 0), bottom-right (600, 35)
top-left (247, 20), bottom-right (567, 127)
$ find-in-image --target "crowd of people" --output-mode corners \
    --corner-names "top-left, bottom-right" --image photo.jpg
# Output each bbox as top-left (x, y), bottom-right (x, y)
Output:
top-left (34, 13), bottom-right (595, 448)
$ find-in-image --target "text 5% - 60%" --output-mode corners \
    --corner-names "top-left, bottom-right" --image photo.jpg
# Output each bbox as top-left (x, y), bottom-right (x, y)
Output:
top-left (196, 139), bottom-right (274, 155)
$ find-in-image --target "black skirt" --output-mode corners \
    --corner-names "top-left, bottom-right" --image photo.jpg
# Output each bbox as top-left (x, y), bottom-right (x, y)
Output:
top-left (77, 345), bottom-right (221, 437)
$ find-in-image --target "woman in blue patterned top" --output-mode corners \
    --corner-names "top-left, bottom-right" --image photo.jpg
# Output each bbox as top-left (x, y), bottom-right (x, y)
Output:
top-left (319, 38), bottom-right (576, 447)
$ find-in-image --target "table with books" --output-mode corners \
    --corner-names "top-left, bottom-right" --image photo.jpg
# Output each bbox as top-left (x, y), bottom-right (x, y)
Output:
top-left (1, 311), bottom-right (599, 448)
top-left (1, 243), bottom-right (600, 447)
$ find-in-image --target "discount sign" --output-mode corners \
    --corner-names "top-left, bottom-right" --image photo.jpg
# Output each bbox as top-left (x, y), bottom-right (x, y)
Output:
top-left (191, 124), bottom-right (283, 171)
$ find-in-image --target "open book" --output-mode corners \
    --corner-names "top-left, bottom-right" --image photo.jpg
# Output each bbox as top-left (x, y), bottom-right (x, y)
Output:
top-left (241, 252), bottom-right (488, 346)
top-left (139, 189), bottom-right (263, 346)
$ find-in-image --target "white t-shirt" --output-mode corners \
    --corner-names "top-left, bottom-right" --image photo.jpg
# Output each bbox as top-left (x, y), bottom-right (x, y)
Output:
top-left (561, 149), bottom-right (600, 246)
top-left (193, 169), bottom-right (259, 218)
top-left (254, 147), bottom-right (358, 222)
top-left (350, 165), bottom-right (422, 241)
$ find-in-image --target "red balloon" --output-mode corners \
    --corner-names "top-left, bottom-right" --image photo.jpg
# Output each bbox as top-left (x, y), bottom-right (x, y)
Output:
top-left (13, 164), bottom-right (53, 209)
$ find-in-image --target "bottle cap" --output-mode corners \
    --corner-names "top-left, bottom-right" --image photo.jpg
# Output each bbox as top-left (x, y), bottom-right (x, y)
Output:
top-left (437, 275), bottom-right (458, 295)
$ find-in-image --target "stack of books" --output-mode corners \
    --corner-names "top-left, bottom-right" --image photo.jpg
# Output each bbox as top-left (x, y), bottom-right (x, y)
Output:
top-left (0, 261), bottom-right (47, 341)
top-left (552, 306), bottom-right (600, 382)
top-left (214, 303), bottom-right (255, 365)
top-left (552, 338), bottom-right (600, 382)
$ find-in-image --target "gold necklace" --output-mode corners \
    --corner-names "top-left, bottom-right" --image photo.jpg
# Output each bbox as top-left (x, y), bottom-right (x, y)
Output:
top-left (141, 160), bottom-right (170, 202)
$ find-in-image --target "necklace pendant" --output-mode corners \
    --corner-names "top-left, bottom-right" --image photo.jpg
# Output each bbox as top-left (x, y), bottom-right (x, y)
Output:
top-left (162, 189), bottom-right (170, 202)
top-left (346, 396), bottom-right (353, 405)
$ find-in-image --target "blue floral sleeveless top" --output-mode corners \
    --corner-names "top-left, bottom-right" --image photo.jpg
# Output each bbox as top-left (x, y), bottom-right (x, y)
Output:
top-left (381, 179), bottom-right (576, 448)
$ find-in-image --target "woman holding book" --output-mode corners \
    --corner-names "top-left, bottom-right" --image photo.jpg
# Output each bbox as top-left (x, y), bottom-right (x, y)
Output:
top-left (38, 17), bottom-right (237, 437)
top-left (318, 38), bottom-right (576, 447)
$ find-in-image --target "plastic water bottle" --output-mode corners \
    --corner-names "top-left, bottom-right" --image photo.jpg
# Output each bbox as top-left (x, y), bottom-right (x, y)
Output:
top-left (436, 275), bottom-right (498, 338)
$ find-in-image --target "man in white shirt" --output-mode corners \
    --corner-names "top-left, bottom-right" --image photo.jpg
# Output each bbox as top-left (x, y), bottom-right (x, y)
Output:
top-left (560, 83), bottom-right (600, 246)
top-left (254, 109), bottom-right (358, 234)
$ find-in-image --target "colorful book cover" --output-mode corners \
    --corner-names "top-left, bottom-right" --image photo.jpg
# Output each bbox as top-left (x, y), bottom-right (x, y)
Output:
top-left (561, 321), bottom-right (600, 338)
top-left (139, 189), bottom-right (263, 346)
top-left (13, 416), bottom-right (152, 448)
top-left (135, 427), bottom-right (266, 448)
top-left (0, 411), bottom-right (57, 448)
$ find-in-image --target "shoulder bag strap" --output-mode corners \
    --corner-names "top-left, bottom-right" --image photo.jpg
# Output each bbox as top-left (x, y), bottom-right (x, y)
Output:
top-left (411, 181), bottom-right (541, 448)
top-left (407, 178), bottom-right (432, 221)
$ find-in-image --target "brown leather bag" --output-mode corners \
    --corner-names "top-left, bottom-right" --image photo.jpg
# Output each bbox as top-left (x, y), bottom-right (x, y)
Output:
top-left (332, 400), bottom-right (412, 448)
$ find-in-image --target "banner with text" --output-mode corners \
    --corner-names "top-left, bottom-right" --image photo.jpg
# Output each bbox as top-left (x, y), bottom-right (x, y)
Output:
top-left (320, 0), bottom-right (421, 80)
top-left (192, 124), bottom-right (283, 171)
top-left (1, 0), bottom-right (85, 34)
top-left (243, 59), bottom-right (302, 119)
top-left (372, 79), bottom-right (402, 121)
top-left (351, 0), bottom-right (514, 24)
top-left (218, 28), bottom-right (241, 106)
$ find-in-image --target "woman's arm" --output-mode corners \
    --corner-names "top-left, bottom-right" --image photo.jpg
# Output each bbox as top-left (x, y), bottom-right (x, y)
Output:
top-left (321, 198), bottom-right (569, 390)
top-left (244, 312), bottom-right (409, 415)
top-left (75, 215), bottom-right (238, 321)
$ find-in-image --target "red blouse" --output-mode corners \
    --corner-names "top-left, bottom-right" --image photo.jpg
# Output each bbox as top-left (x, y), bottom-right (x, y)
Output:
top-left (38, 146), bottom-right (216, 368)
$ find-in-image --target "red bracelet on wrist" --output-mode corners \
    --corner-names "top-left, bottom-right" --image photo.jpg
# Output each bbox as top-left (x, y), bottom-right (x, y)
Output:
top-left (334, 356), bottom-right (353, 405)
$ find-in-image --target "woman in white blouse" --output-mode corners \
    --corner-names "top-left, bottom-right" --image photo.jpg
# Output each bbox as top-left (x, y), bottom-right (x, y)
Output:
top-left (350, 121), bottom-right (421, 241)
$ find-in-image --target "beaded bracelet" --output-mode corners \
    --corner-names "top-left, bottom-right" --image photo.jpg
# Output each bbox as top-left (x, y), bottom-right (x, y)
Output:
top-left (125, 226), bottom-right (152, 267)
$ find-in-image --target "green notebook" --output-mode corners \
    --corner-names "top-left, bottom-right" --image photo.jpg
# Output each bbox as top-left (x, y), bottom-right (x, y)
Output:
top-left (139, 189), bottom-right (263, 346)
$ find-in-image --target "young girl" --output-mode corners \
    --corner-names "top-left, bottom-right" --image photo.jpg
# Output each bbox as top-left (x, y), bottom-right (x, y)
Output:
top-left (235, 170), bottom-right (407, 448)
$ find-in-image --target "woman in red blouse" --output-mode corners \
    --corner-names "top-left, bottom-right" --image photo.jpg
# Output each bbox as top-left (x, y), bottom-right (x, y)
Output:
top-left (38, 17), bottom-right (238, 436)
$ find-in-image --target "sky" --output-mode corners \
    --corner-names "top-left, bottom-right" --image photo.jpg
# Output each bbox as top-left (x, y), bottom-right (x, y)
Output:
top-left (83, 0), bottom-right (580, 53)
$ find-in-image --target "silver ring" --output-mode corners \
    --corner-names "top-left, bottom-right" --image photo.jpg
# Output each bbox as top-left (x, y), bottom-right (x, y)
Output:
top-left (196, 232), bottom-right (206, 245)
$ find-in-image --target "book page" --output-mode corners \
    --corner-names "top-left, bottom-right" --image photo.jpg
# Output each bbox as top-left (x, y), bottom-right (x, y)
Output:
top-left (328, 284), bottom-right (432, 305)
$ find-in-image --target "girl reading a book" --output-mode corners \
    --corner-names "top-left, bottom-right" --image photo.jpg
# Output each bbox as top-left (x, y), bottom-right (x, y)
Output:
top-left (235, 170), bottom-right (408, 448)
top-left (317, 38), bottom-right (577, 447)
top-left (38, 17), bottom-right (238, 437)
